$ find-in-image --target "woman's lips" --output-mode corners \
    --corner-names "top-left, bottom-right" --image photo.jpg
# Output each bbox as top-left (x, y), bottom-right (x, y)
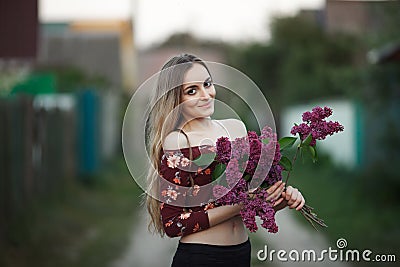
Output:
top-left (199, 101), bottom-right (212, 108)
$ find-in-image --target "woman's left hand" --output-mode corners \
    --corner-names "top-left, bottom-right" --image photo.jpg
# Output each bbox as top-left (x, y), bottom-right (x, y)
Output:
top-left (281, 186), bottom-right (305, 211)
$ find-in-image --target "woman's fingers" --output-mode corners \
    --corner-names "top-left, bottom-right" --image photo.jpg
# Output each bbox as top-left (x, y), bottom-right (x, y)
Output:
top-left (266, 181), bottom-right (282, 195)
top-left (278, 185), bottom-right (306, 210)
top-left (285, 186), bottom-right (298, 205)
top-left (296, 194), bottom-right (306, 211)
top-left (266, 183), bottom-right (306, 210)
top-left (273, 197), bottom-right (285, 207)
top-left (266, 181), bottom-right (285, 202)
top-left (287, 187), bottom-right (305, 210)
top-left (289, 191), bottom-right (302, 209)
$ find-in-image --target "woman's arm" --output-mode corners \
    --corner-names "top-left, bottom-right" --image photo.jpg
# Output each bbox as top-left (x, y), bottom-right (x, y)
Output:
top-left (207, 180), bottom-right (290, 226)
top-left (206, 203), bottom-right (243, 227)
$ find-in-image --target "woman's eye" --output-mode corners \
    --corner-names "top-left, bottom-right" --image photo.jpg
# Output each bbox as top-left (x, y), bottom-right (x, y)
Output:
top-left (187, 88), bottom-right (196, 95)
top-left (204, 81), bottom-right (212, 88)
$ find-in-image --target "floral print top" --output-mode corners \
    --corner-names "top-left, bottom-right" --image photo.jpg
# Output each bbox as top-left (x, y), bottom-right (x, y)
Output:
top-left (158, 145), bottom-right (220, 238)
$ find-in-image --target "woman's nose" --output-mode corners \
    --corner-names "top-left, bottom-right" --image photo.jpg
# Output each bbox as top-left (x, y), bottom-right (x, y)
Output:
top-left (199, 86), bottom-right (211, 99)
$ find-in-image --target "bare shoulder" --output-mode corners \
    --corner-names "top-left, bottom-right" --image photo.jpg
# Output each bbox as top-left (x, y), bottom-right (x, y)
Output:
top-left (221, 118), bottom-right (246, 131)
top-left (215, 119), bottom-right (247, 138)
top-left (162, 131), bottom-right (189, 150)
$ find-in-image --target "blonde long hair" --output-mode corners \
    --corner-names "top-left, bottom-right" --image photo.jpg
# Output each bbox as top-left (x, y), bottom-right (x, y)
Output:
top-left (144, 54), bottom-right (211, 236)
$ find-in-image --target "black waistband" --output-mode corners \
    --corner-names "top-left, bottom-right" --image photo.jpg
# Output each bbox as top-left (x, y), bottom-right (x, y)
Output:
top-left (177, 238), bottom-right (250, 253)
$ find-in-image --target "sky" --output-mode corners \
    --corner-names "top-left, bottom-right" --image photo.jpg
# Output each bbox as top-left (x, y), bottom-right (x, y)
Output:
top-left (40, 0), bottom-right (325, 49)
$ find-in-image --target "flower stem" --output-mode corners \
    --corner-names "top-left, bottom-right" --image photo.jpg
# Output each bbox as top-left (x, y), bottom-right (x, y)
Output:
top-left (284, 141), bottom-right (302, 188)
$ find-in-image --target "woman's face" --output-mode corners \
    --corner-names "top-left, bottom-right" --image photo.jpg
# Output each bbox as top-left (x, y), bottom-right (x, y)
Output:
top-left (180, 63), bottom-right (216, 120)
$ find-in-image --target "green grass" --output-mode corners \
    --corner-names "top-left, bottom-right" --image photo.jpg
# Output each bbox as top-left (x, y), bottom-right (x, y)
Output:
top-left (1, 157), bottom-right (143, 267)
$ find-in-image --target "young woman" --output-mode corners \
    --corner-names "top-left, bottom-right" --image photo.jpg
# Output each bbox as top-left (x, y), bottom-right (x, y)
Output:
top-left (145, 54), bottom-right (305, 267)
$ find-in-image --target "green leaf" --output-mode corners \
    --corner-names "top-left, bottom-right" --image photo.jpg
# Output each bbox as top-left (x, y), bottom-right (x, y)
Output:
top-left (301, 144), bottom-right (318, 163)
top-left (261, 138), bottom-right (270, 144)
top-left (308, 145), bottom-right (315, 158)
top-left (309, 145), bottom-right (318, 163)
top-left (192, 152), bottom-right (216, 166)
top-left (211, 163), bottom-right (226, 182)
top-left (301, 133), bottom-right (313, 147)
top-left (278, 137), bottom-right (297, 150)
top-left (260, 181), bottom-right (270, 189)
top-left (279, 156), bottom-right (292, 171)
top-left (243, 174), bottom-right (251, 181)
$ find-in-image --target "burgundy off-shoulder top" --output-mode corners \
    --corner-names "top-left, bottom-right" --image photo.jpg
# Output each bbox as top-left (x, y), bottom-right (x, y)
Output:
top-left (158, 144), bottom-right (221, 238)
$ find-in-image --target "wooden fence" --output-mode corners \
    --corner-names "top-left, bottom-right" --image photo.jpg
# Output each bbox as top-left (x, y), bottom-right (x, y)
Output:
top-left (0, 90), bottom-right (120, 240)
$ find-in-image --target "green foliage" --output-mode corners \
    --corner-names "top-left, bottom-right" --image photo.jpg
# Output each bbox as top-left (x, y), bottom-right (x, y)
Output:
top-left (11, 73), bottom-right (56, 95)
top-left (278, 136), bottom-right (297, 150)
top-left (270, 16), bottom-right (324, 50)
top-left (229, 14), bottom-right (363, 112)
top-left (229, 42), bottom-right (285, 113)
top-left (301, 133), bottom-right (313, 147)
top-left (212, 163), bottom-right (226, 182)
top-left (33, 66), bottom-right (111, 93)
top-left (261, 137), bottom-right (270, 144)
top-left (192, 152), bottom-right (216, 166)
top-left (366, 1), bottom-right (400, 47)
top-left (293, 158), bottom-right (400, 255)
top-left (227, 7), bottom-right (400, 260)
top-left (307, 145), bottom-right (317, 163)
top-left (279, 156), bottom-right (292, 171)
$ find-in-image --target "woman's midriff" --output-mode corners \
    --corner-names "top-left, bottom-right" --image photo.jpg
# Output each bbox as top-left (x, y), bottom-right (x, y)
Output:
top-left (179, 215), bottom-right (248, 245)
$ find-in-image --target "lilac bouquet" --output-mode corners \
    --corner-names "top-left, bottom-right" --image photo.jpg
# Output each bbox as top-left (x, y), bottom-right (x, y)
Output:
top-left (194, 106), bottom-right (344, 233)
top-left (212, 127), bottom-right (281, 233)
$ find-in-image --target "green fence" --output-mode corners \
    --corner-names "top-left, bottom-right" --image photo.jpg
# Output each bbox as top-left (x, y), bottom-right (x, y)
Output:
top-left (0, 90), bottom-right (119, 240)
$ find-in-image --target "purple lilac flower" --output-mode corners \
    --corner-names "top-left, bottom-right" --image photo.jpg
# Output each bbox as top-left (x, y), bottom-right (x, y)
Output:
top-left (213, 185), bottom-right (229, 199)
top-left (239, 187), bottom-right (278, 233)
top-left (214, 125), bottom-right (281, 234)
top-left (258, 127), bottom-right (282, 187)
top-left (260, 125), bottom-right (274, 140)
top-left (231, 135), bottom-right (250, 160)
top-left (214, 178), bottom-right (247, 207)
top-left (225, 158), bottom-right (242, 187)
top-left (291, 106), bottom-right (344, 146)
top-left (247, 126), bottom-right (279, 187)
top-left (216, 136), bottom-right (231, 164)
top-left (213, 111), bottom-right (341, 234)
top-left (265, 164), bottom-right (283, 187)
top-left (245, 131), bottom-right (262, 176)
top-left (240, 209), bottom-right (258, 232)
top-left (260, 207), bottom-right (278, 233)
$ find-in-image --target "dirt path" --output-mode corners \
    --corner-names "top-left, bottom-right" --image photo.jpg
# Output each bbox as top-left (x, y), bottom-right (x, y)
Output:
top-left (111, 208), bottom-right (351, 267)
top-left (110, 208), bottom-right (178, 267)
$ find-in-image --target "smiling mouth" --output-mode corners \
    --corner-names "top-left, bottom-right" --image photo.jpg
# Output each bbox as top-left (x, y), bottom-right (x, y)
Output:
top-left (199, 101), bottom-right (212, 107)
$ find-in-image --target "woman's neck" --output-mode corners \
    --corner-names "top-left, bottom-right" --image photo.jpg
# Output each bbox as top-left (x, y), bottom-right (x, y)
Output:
top-left (179, 117), bottom-right (213, 133)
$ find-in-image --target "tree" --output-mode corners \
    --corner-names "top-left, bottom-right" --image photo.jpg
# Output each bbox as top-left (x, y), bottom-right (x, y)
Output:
top-left (229, 15), bottom-right (361, 114)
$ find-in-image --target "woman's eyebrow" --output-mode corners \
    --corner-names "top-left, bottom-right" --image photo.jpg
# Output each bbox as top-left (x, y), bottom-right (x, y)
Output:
top-left (183, 77), bottom-right (212, 91)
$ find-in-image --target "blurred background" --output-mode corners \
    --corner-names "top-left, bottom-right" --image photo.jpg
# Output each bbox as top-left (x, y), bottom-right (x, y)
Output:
top-left (0, 0), bottom-right (399, 266)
